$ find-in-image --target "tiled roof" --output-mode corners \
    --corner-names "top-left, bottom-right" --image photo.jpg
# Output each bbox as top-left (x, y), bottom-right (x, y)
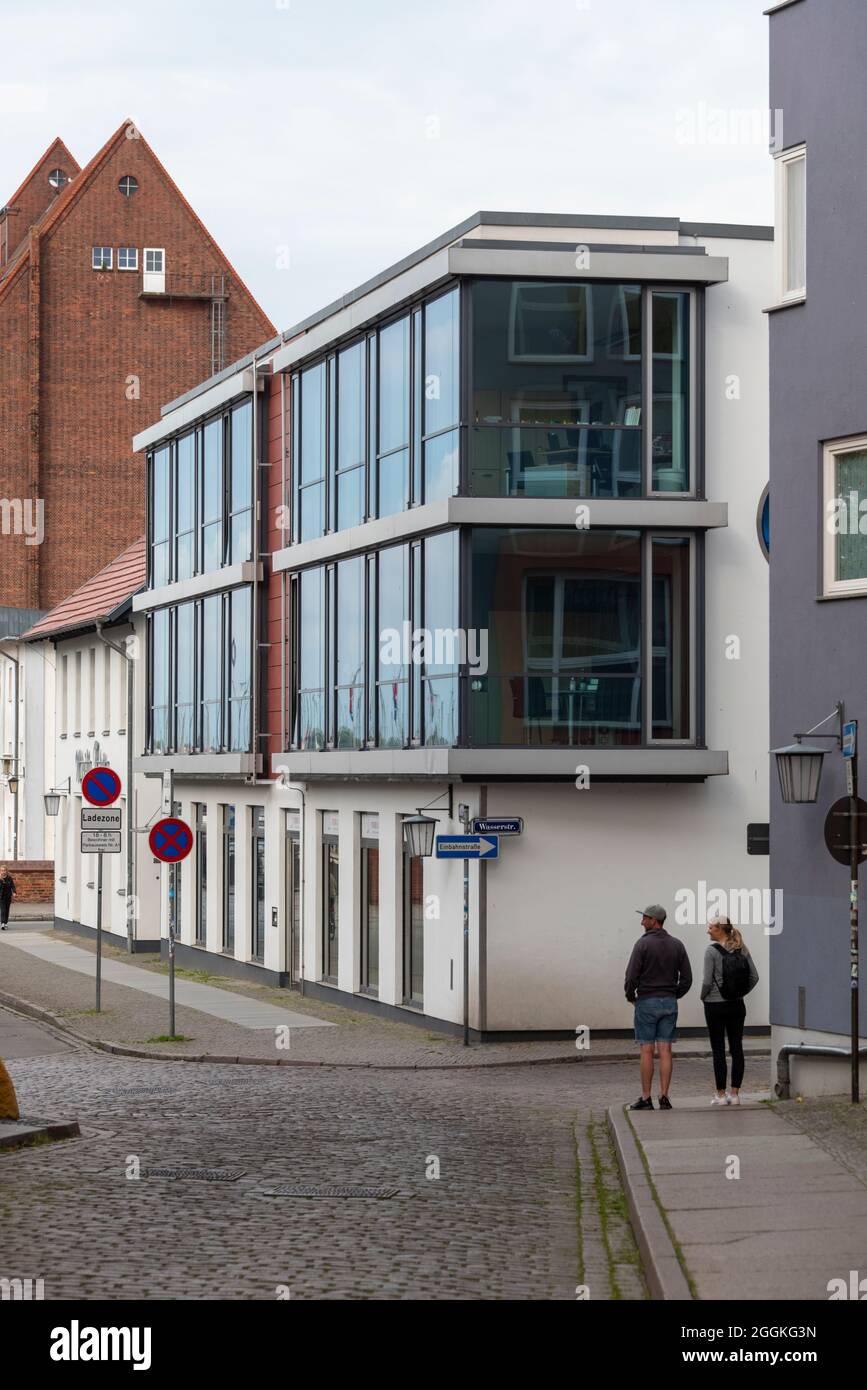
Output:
top-left (21, 538), bottom-right (146, 641)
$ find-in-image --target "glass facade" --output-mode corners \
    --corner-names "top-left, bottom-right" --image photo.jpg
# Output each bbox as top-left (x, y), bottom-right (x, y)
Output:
top-left (290, 287), bottom-right (460, 540)
top-left (290, 530), bottom-right (460, 750)
top-left (145, 587), bottom-right (253, 754)
top-left (470, 529), bottom-right (692, 747)
top-left (471, 281), bottom-right (693, 498)
top-left (147, 397), bottom-right (254, 587)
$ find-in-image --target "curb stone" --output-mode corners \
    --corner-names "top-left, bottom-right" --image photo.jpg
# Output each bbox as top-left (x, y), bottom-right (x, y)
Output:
top-left (0, 1117), bottom-right (81, 1151)
top-left (0, 984), bottom-right (769, 1072)
top-left (606, 1104), bottom-right (694, 1301)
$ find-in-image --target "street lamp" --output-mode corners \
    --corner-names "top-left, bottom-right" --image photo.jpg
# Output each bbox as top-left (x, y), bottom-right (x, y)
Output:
top-left (44, 793), bottom-right (61, 817)
top-left (771, 742), bottom-right (828, 804)
top-left (6, 775), bottom-right (19, 797)
top-left (401, 814), bottom-right (437, 858)
top-left (772, 701), bottom-right (861, 1103)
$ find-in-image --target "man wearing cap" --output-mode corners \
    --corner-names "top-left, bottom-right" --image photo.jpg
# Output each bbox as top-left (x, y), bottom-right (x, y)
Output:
top-left (624, 904), bottom-right (692, 1110)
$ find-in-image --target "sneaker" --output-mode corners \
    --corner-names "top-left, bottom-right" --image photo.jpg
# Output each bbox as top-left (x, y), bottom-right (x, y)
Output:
top-left (728, 1093), bottom-right (741, 1105)
top-left (629, 1096), bottom-right (654, 1110)
top-left (711, 1094), bottom-right (729, 1106)
top-left (658, 1095), bottom-right (672, 1110)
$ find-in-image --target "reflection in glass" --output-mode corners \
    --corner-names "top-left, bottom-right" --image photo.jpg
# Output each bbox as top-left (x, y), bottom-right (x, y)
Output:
top-left (652, 292), bottom-right (690, 492)
top-left (323, 835), bottom-right (339, 979)
top-left (362, 844), bottom-right (379, 993)
top-left (175, 602), bottom-right (195, 751)
top-left (335, 556), bottom-right (365, 747)
top-left (378, 317), bottom-right (410, 456)
top-left (377, 544), bottom-right (408, 746)
top-left (834, 450), bottom-right (867, 582)
top-left (252, 807), bottom-right (265, 961)
top-left (424, 430), bottom-right (459, 502)
top-left (470, 528), bottom-right (642, 747)
top-left (202, 419), bottom-right (223, 571)
top-left (403, 854), bottom-right (423, 1004)
top-left (652, 538), bottom-right (690, 740)
top-left (201, 594), bottom-right (222, 751)
top-left (150, 608), bottom-right (170, 752)
top-left (300, 364), bottom-right (326, 540)
top-left (297, 568), bottom-right (325, 749)
top-left (222, 805), bottom-right (235, 953)
top-left (424, 288), bottom-right (459, 436)
top-left (229, 587), bottom-right (251, 751)
top-left (176, 433), bottom-right (195, 581)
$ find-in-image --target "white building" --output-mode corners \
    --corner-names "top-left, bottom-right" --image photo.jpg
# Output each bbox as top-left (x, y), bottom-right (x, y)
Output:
top-left (0, 609), bottom-right (55, 871)
top-left (21, 539), bottom-right (161, 949)
top-left (132, 212), bottom-right (772, 1038)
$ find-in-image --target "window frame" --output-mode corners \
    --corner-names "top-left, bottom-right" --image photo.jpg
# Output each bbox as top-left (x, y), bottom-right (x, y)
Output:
top-left (775, 144), bottom-right (806, 305)
top-left (117, 246), bottom-right (139, 271)
top-left (91, 246), bottom-right (112, 271)
top-left (822, 434), bottom-right (867, 597)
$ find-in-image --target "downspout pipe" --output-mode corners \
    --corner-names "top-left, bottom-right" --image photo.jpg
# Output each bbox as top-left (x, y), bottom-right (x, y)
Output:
top-left (95, 622), bottom-right (135, 953)
top-left (775, 1043), bottom-right (867, 1099)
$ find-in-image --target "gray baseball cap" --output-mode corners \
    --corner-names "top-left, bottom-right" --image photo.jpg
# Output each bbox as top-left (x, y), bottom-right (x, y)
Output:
top-left (636, 904), bottom-right (667, 923)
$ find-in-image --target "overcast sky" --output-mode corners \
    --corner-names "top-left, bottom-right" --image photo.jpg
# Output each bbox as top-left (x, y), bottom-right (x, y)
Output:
top-left (1, 0), bottom-right (772, 335)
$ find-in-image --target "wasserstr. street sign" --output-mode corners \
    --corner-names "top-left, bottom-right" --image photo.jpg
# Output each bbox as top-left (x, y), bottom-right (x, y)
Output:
top-left (435, 835), bottom-right (499, 860)
top-left (472, 818), bottom-right (523, 836)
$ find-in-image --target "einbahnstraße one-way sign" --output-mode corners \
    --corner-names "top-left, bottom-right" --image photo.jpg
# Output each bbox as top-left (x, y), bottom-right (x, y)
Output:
top-left (435, 834), bottom-right (499, 859)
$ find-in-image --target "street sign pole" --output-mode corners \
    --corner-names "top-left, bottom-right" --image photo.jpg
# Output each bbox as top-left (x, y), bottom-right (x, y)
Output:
top-left (95, 850), bottom-right (103, 1012)
top-left (167, 766), bottom-right (176, 1040)
top-left (849, 725), bottom-right (860, 1104)
top-left (460, 803), bottom-right (470, 1047)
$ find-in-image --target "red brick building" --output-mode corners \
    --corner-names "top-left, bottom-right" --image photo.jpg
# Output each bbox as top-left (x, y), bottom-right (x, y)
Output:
top-left (0, 118), bottom-right (275, 621)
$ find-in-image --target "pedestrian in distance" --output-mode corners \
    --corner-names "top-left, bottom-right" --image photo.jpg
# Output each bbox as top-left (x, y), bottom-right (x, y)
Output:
top-left (624, 904), bottom-right (692, 1110)
top-left (701, 915), bottom-right (759, 1106)
top-left (0, 866), bottom-right (15, 930)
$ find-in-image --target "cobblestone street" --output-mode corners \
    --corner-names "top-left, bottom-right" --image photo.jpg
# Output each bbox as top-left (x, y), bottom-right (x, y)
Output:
top-left (0, 1010), bottom-right (718, 1300)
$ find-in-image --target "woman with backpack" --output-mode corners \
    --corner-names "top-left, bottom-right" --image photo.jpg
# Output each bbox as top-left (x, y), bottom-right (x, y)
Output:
top-left (701, 915), bottom-right (759, 1105)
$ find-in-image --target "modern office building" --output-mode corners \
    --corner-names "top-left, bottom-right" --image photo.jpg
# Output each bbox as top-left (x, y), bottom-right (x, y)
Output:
top-left (768, 0), bottom-right (867, 1091)
top-left (135, 211), bottom-right (772, 1036)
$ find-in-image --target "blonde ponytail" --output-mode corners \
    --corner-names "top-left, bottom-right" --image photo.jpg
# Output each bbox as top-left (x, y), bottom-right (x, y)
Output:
top-left (711, 915), bottom-right (746, 953)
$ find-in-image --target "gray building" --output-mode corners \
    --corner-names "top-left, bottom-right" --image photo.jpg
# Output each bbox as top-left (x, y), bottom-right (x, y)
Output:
top-left (769, 0), bottom-right (867, 1092)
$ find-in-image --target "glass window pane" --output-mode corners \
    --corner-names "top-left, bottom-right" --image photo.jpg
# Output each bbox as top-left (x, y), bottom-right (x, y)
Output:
top-left (176, 433), bottom-right (195, 532)
top-left (378, 448), bottom-right (408, 519)
top-left (229, 587), bottom-right (251, 751)
top-left (336, 556), bottom-right (364, 748)
top-left (337, 342), bottom-right (365, 472)
top-left (152, 447), bottom-right (170, 542)
top-left (202, 419), bottom-right (223, 524)
top-left (298, 567), bottom-right (325, 749)
top-left (300, 481), bottom-right (324, 542)
top-left (470, 280), bottom-right (643, 502)
top-left (231, 509), bottom-right (252, 565)
top-left (231, 401), bottom-right (252, 511)
top-left (203, 521), bottom-right (222, 574)
top-left (786, 155), bottom-right (806, 295)
top-left (652, 292), bottom-right (690, 492)
top-left (337, 467), bottom-right (364, 530)
top-left (652, 538), bottom-right (691, 739)
top-left (377, 543), bottom-right (408, 747)
top-left (201, 594), bottom-right (222, 752)
top-left (363, 846), bottom-right (379, 991)
top-left (301, 363), bottom-right (326, 484)
top-left (424, 430), bottom-right (459, 503)
top-left (151, 541), bottom-right (169, 589)
top-left (378, 317), bottom-right (410, 455)
top-left (175, 602), bottom-right (195, 751)
top-left (176, 532), bottom-right (194, 583)
top-left (470, 528), bottom-right (642, 747)
top-left (424, 288), bottom-right (459, 435)
top-left (835, 450), bottom-right (867, 582)
top-left (151, 609), bottom-right (170, 752)
top-left (424, 530), bottom-right (459, 674)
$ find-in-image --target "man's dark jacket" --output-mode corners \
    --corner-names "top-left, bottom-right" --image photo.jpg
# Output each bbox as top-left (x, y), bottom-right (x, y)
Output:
top-left (0, 876), bottom-right (14, 906)
top-left (624, 927), bottom-right (692, 1002)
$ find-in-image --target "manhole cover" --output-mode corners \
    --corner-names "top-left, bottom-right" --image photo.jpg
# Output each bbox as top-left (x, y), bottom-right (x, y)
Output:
top-left (141, 1166), bottom-right (246, 1182)
top-left (259, 1184), bottom-right (401, 1199)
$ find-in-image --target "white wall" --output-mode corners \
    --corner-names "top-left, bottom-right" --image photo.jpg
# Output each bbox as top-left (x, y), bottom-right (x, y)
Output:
top-left (54, 619), bottom-right (160, 942)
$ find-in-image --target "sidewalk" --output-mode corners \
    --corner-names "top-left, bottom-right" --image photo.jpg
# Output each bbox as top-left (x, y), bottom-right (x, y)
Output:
top-left (609, 1095), bottom-right (867, 1300)
top-left (0, 923), bottom-right (771, 1069)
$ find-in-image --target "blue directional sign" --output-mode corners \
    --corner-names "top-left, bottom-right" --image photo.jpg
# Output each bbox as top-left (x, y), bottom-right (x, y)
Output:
top-left (435, 835), bottom-right (499, 860)
top-left (472, 818), bottom-right (523, 836)
top-left (843, 721), bottom-right (857, 760)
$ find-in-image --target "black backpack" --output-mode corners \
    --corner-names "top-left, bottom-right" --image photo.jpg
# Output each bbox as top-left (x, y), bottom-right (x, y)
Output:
top-left (713, 944), bottom-right (754, 1000)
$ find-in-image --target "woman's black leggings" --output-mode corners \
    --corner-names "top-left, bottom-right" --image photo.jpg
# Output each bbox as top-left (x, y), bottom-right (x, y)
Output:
top-left (703, 999), bottom-right (747, 1091)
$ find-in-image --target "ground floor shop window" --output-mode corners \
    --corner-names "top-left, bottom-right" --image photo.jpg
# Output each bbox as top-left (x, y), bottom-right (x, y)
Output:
top-left (322, 815), bottom-right (339, 981)
top-left (222, 806), bottom-right (235, 952)
top-left (195, 804), bottom-right (207, 945)
top-left (403, 853), bottom-right (424, 1006)
top-left (360, 842), bottom-right (379, 995)
top-left (251, 807), bottom-right (265, 962)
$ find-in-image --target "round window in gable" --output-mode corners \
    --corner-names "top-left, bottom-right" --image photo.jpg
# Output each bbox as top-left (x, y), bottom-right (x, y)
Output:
top-left (118, 175), bottom-right (139, 198)
top-left (48, 168), bottom-right (68, 190)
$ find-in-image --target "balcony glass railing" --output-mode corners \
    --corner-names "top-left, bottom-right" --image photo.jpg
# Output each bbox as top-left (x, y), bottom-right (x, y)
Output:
top-left (468, 426), bottom-right (644, 499)
top-left (468, 670), bottom-right (642, 747)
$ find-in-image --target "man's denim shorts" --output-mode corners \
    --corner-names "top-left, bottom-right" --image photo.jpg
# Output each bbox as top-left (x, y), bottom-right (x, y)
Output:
top-left (634, 995), bottom-right (678, 1043)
